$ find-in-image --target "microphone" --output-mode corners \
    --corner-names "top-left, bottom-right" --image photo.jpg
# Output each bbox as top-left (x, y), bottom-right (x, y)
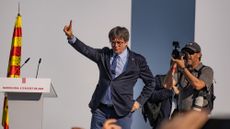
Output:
top-left (21, 57), bottom-right (30, 68)
top-left (13, 57), bottom-right (30, 77)
top-left (35, 58), bottom-right (42, 78)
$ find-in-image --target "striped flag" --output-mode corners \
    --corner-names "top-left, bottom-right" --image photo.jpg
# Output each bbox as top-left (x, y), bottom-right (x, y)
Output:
top-left (2, 97), bottom-right (9, 129)
top-left (2, 13), bottom-right (22, 129)
top-left (7, 13), bottom-right (22, 78)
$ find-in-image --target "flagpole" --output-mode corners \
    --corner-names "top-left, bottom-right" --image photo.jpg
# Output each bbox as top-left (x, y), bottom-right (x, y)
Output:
top-left (18, 2), bottom-right (20, 16)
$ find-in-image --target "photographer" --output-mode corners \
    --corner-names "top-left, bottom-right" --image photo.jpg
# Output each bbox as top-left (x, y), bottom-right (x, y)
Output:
top-left (164, 42), bottom-right (214, 114)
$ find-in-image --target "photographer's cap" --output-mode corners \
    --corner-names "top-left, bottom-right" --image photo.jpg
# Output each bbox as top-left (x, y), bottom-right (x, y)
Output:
top-left (183, 42), bottom-right (201, 52)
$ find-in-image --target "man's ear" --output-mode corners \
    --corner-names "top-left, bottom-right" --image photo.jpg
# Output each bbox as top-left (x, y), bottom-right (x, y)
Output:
top-left (197, 52), bottom-right (202, 61)
top-left (198, 52), bottom-right (202, 57)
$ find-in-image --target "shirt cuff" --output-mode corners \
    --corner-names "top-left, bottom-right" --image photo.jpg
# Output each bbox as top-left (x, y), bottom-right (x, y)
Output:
top-left (68, 35), bottom-right (76, 44)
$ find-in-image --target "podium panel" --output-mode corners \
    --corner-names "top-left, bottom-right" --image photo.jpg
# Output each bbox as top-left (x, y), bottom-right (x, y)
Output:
top-left (8, 93), bottom-right (43, 129)
top-left (0, 78), bottom-right (57, 129)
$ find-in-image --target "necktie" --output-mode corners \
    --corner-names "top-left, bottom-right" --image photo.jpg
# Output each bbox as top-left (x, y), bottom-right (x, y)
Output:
top-left (102, 54), bottom-right (118, 105)
top-left (110, 54), bottom-right (118, 78)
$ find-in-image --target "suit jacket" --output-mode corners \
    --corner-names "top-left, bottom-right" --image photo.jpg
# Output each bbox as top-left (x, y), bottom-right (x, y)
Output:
top-left (70, 37), bottom-right (155, 116)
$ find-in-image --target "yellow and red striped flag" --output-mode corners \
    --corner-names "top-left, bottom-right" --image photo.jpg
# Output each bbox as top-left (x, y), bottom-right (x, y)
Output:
top-left (2, 96), bottom-right (9, 129)
top-left (7, 13), bottom-right (22, 78)
top-left (2, 13), bottom-right (22, 129)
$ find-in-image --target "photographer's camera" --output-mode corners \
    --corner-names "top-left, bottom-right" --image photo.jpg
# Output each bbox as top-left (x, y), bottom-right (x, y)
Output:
top-left (171, 41), bottom-right (188, 60)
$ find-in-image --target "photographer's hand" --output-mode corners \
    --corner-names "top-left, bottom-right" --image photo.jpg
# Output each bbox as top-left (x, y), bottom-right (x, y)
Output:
top-left (172, 56), bottom-right (186, 69)
top-left (172, 56), bottom-right (206, 90)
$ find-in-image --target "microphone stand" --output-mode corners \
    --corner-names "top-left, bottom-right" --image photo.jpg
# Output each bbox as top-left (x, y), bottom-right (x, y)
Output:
top-left (35, 58), bottom-right (42, 78)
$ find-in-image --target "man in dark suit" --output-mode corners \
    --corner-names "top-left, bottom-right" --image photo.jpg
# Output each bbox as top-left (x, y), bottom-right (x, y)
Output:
top-left (63, 21), bottom-right (155, 129)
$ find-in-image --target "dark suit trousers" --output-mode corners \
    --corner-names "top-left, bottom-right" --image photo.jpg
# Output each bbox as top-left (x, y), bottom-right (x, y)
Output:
top-left (90, 103), bottom-right (132, 129)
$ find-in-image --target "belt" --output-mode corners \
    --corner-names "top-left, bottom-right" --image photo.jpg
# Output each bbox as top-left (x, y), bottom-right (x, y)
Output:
top-left (99, 103), bottom-right (114, 109)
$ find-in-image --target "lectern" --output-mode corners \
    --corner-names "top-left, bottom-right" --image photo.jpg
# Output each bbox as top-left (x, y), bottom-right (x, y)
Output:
top-left (0, 77), bottom-right (57, 129)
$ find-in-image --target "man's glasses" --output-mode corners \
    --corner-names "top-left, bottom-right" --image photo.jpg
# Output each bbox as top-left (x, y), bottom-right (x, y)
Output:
top-left (111, 40), bottom-right (125, 46)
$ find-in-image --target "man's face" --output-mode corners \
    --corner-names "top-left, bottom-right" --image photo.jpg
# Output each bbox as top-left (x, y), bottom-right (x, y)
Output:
top-left (184, 49), bottom-right (201, 67)
top-left (111, 38), bottom-right (128, 54)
